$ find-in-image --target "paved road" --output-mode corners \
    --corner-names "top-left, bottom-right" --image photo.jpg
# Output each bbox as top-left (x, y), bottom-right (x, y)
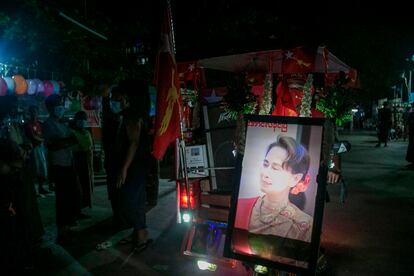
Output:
top-left (30, 130), bottom-right (414, 275)
top-left (322, 130), bottom-right (414, 275)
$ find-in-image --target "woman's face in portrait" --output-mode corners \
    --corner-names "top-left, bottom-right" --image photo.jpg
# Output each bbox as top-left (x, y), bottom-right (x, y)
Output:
top-left (260, 146), bottom-right (302, 196)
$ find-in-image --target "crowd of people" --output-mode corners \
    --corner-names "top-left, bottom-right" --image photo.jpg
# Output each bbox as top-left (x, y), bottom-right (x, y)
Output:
top-left (374, 101), bottom-right (414, 167)
top-left (0, 93), bottom-right (94, 270)
top-left (0, 78), bottom-right (153, 272)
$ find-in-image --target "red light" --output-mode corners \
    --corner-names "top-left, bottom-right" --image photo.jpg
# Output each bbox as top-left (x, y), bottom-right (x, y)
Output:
top-left (180, 185), bottom-right (195, 209)
top-left (181, 194), bottom-right (189, 207)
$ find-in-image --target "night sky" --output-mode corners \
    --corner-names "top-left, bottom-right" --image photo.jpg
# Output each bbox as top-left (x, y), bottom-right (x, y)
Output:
top-left (1, 0), bottom-right (413, 99)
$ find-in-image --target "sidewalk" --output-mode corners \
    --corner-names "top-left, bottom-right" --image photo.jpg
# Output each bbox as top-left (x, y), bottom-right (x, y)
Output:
top-left (34, 179), bottom-right (177, 275)
top-left (322, 129), bottom-right (414, 275)
top-left (25, 129), bottom-right (414, 275)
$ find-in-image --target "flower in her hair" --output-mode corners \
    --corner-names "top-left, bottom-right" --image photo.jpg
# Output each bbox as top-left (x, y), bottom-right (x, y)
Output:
top-left (290, 174), bottom-right (311, 195)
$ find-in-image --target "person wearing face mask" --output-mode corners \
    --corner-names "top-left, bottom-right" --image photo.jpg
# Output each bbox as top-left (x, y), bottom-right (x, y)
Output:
top-left (71, 111), bottom-right (94, 215)
top-left (112, 79), bottom-right (152, 251)
top-left (42, 94), bottom-right (81, 244)
top-left (102, 85), bottom-right (125, 228)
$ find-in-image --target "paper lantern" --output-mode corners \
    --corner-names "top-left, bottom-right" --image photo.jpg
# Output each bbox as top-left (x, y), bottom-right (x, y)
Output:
top-left (3, 77), bottom-right (15, 95)
top-left (34, 79), bottom-right (44, 94)
top-left (12, 74), bottom-right (28, 95)
top-left (26, 79), bottom-right (38, 95)
top-left (43, 80), bottom-right (54, 97)
top-left (0, 77), bottom-right (8, 96)
top-left (50, 80), bottom-right (60, 94)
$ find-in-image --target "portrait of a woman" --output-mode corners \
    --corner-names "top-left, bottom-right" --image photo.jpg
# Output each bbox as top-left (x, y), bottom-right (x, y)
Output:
top-left (235, 135), bottom-right (313, 243)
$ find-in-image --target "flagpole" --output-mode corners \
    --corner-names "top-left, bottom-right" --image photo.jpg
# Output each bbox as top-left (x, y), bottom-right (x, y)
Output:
top-left (167, 0), bottom-right (191, 212)
top-left (167, 0), bottom-right (176, 56)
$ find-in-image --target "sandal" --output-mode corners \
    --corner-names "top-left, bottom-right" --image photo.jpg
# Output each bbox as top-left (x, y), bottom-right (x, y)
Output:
top-left (96, 241), bottom-right (112, 251)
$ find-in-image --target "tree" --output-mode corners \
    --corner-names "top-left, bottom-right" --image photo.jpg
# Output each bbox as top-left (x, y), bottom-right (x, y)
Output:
top-left (0, 0), bottom-right (158, 93)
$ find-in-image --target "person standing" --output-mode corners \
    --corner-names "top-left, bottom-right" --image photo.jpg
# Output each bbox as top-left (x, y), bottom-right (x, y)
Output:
top-left (0, 96), bottom-right (44, 270)
top-left (405, 104), bottom-right (414, 166)
top-left (403, 106), bottom-right (411, 142)
top-left (71, 111), bottom-right (94, 215)
top-left (42, 94), bottom-right (81, 244)
top-left (25, 105), bottom-right (50, 195)
top-left (114, 79), bottom-right (152, 250)
top-left (102, 86), bottom-right (124, 228)
top-left (376, 101), bottom-right (392, 147)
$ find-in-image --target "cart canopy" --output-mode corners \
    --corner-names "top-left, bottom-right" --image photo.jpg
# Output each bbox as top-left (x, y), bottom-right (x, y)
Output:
top-left (195, 46), bottom-right (352, 74)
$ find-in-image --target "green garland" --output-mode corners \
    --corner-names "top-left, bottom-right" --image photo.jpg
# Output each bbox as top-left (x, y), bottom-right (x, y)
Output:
top-left (223, 78), bottom-right (257, 120)
top-left (259, 73), bottom-right (273, 115)
top-left (299, 74), bottom-right (313, 117)
top-left (316, 76), bottom-right (356, 126)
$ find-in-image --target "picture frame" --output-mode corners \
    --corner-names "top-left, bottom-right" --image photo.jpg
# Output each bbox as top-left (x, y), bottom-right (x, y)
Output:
top-left (224, 115), bottom-right (327, 274)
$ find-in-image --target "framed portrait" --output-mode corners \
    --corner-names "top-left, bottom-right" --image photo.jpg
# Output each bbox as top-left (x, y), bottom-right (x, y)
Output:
top-left (224, 115), bottom-right (327, 274)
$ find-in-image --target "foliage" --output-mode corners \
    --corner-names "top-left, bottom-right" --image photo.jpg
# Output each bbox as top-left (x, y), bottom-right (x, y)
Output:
top-left (258, 73), bottom-right (273, 115)
top-left (0, 0), bottom-right (156, 87)
top-left (299, 74), bottom-right (313, 117)
top-left (223, 76), bottom-right (257, 120)
top-left (316, 74), bottom-right (356, 126)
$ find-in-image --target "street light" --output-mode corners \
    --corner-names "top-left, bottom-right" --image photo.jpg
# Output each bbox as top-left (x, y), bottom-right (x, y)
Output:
top-left (404, 54), bottom-right (414, 103)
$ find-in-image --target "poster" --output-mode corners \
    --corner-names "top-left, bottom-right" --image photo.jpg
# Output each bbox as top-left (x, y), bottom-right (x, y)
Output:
top-left (224, 115), bottom-right (326, 274)
top-left (85, 110), bottom-right (101, 128)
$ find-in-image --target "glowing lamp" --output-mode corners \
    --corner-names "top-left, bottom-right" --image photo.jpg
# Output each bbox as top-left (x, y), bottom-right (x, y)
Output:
top-left (26, 79), bottom-right (38, 95)
top-left (0, 77), bottom-right (8, 96)
top-left (34, 79), bottom-right (44, 94)
top-left (3, 77), bottom-right (15, 95)
top-left (12, 74), bottom-right (28, 95)
top-left (43, 80), bottom-right (54, 97)
top-left (182, 212), bottom-right (191, 223)
top-left (50, 80), bottom-right (60, 94)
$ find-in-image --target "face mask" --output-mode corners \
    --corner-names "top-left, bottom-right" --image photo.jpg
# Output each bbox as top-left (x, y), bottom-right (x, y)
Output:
top-left (54, 106), bottom-right (66, 118)
top-left (110, 100), bottom-right (122, 114)
top-left (75, 120), bottom-right (88, 129)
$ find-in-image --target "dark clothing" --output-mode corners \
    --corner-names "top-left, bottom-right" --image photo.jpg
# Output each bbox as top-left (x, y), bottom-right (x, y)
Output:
top-left (102, 111), bottom-right (121, 201)
top-left (119, 167), bottom-right (147, 230)
top-left (72, 128), bottom-right (94, 209)
top-left (0, 167), bottom-right (44, 272)
top-left (73, 151), bottom-right (92, 208)
top-left (50, 165), bottom-right (81, 227)
top-left (377, 107), bottom-right (392, 143)
top-left (43, 116), bottom-right (82, 236)
top-left (102, 109), bottom-right (123, 227)
top-left (116, 108), bottom-right (150, 231)
top-left (406, 112), bottom-right (414, 163)
top-left (115, 108), bottom-right (151, 172)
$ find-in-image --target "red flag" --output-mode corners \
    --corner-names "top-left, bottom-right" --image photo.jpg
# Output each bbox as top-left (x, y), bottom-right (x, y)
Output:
top-left (272, 79), bottom-right (298, 117)
top-left (282, 47), bottom-right (316, 74)
top-left (152, 3), bottom-right (182, 160)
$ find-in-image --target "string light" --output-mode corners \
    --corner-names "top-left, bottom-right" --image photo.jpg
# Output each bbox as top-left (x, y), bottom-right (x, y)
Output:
top-left (0, 62), bottom-right (62, 79)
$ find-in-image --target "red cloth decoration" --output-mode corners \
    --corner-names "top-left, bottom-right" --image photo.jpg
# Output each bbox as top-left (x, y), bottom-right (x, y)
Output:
top-left (152, 3), bottom-right (183, 160)
top-left (272, 79), bottom-right (298, 116)
top-left (282, 47), bottom-right (316, 74)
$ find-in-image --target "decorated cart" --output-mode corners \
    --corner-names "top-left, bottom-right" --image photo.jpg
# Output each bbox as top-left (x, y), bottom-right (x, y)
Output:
top-left (175, 46), bottom-right (357, 275)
